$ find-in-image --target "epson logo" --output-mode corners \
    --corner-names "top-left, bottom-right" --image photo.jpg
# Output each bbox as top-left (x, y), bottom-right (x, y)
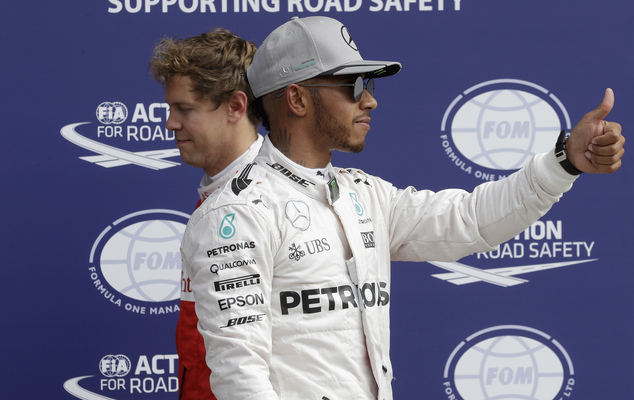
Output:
top-left (214, 274), bottom-right (261, 292)
top-left (218, 293), bottom-right (265, 311)
top-left (267, 163), bottom-right (316, 188)
top-left (207, 241), bottom-right (255, 257)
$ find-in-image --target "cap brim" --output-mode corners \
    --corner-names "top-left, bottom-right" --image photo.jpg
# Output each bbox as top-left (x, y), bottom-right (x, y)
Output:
top-left (323, 60), bottom-right (402, 78)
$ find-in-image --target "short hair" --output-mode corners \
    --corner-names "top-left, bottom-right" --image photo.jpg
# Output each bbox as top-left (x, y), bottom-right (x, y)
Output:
top-left (251, 97), bottom-right (270, 132)
top-left (149, 28), bottom-right (259, 127)
top-left (253, 79), bottom-right (321, 132)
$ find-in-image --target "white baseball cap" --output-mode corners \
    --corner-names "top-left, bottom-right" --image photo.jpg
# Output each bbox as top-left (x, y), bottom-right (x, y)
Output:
top-left (247, 16), bottom-right (402, 98)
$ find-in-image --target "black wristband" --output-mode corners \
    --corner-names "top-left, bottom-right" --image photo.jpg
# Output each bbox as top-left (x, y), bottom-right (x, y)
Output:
top-left (554, 130), bottom-right (583, 175)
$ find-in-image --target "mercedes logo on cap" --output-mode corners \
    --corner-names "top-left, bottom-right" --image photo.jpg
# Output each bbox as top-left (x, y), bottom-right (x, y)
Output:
top-left (279, 65), bottom-right (292, 78)
top-left (340, 26), bottom-right (357, 51)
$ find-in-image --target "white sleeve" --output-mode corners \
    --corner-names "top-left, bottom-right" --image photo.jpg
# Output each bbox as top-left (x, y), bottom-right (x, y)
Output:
top-left (181, 204), bottom-right (280, 400)
top-left (387, 150), bottom-right (578, 262)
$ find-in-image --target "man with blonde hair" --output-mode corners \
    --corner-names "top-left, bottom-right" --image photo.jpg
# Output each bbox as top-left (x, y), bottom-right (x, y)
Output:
top-left (149, 27), bottom-right (261, 400)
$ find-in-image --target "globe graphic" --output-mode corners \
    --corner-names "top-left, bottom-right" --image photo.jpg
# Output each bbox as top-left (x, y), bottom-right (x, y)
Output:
top-left (96, 101), bottom-right (127, 124)
top-left (454, 335), bottom-right (564, 400)
top-left (99, 219), bottom-right (184, 302)
top-left (99, 354), bottom-right (131, 378)
top-left (451, 90), bottom-right (560, 170)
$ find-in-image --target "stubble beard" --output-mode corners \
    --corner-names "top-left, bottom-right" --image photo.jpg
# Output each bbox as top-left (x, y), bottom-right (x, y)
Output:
top-left (311, 89), bottom-right (366, 154)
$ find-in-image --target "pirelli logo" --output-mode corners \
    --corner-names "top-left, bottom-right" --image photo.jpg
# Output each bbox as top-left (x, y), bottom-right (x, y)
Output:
top-left (214, 274), bottom-right (261, 292)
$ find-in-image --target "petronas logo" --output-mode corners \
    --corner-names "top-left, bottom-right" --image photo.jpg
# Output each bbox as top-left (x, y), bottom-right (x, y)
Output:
top-left (350, 193), bottom-right (364, 216)
top-left (219, 213), bottom-right (236, 239)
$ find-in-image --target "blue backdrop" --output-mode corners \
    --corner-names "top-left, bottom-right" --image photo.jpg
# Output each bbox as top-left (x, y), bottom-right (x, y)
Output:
top-left (3, 1), bottom-right (632, 398)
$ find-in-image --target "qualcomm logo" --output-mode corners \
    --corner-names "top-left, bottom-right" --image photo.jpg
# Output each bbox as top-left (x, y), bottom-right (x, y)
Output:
top-left (61, 101), bottom-right (181, 170)
top-left (439, 79), bottom-right (571, 181)
top-left (442, 325), bottom-right (575, 400)
top-left (87, 209), bottom-right (189, 315)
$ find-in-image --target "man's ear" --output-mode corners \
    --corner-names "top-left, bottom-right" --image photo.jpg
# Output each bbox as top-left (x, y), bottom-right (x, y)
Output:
top-left (226, 91), bottom-right (248, 123)
top-left (285, 84), bottom-right (309, 118)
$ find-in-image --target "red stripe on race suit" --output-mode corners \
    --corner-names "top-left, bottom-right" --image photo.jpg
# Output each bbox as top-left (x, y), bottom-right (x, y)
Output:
top-left (177, 198), bottom-right (215, 399)
top-left (176, 299), bottom-right (216, 400)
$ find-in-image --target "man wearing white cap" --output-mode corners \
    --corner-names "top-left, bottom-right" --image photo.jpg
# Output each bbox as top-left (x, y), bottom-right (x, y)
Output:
top-left (181, 16), bottom-right (624, 400)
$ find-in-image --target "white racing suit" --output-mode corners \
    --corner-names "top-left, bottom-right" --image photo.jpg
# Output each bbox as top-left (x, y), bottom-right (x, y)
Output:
top-left (176, 135), bottom-right (262, 400)
top-left (181, 136), bottom-right (577, 400)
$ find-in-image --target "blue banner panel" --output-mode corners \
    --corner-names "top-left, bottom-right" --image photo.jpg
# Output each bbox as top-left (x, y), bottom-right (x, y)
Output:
top-left (3, 1), bottom-right (632, 398)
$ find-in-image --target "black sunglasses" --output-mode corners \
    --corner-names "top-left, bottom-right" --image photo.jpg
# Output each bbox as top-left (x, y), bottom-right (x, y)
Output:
top-left (276, 76), bottom-right (375, 102)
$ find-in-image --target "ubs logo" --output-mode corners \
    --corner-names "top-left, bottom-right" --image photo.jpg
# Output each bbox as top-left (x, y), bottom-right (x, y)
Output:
top-left (289, 238), bottom-right (330, 261)
top-left (306, 238), bottom-right (331, 254)
top-left (288, 243), bottom-right (306, 261)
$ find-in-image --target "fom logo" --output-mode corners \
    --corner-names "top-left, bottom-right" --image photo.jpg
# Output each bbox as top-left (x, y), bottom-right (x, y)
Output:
top-left (439, 79), bottom-right (571, 179)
